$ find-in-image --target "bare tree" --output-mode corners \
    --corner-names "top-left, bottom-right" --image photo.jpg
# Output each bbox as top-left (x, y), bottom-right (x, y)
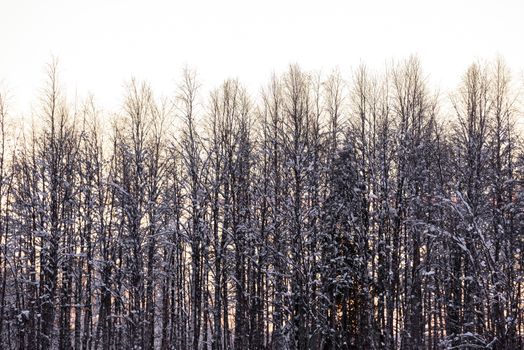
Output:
top-left (0, 57), bottom-right (522, 350)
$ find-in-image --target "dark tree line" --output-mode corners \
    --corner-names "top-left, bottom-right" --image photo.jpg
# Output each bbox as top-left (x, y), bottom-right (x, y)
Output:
top-left (0, 57), bottom-right (523, 349)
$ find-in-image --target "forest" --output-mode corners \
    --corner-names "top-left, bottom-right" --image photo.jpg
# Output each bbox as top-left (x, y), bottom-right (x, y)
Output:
top-left (0, 57), bottom-right (523, 349)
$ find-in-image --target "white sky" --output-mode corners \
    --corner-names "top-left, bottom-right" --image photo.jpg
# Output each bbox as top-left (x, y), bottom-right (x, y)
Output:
top-left (1, 0), bottom-right (523, 116)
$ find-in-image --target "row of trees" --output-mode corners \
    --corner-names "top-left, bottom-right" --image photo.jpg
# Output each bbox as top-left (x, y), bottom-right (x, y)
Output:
top-left (0, 57), bottom-right (523, 349)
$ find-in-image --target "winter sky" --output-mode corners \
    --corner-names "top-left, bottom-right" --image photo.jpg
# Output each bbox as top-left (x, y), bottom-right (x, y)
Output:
top-left (1, 0), bottom-right (523, 116)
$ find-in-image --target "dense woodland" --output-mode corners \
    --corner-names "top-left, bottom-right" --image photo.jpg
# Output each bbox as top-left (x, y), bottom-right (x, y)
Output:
top-left (0, 57), bottom-right (523, 349)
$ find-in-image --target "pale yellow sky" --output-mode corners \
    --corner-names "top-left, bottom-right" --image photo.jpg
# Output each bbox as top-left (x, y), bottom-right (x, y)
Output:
top-left (1, 0), bottom-right (523, 115)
